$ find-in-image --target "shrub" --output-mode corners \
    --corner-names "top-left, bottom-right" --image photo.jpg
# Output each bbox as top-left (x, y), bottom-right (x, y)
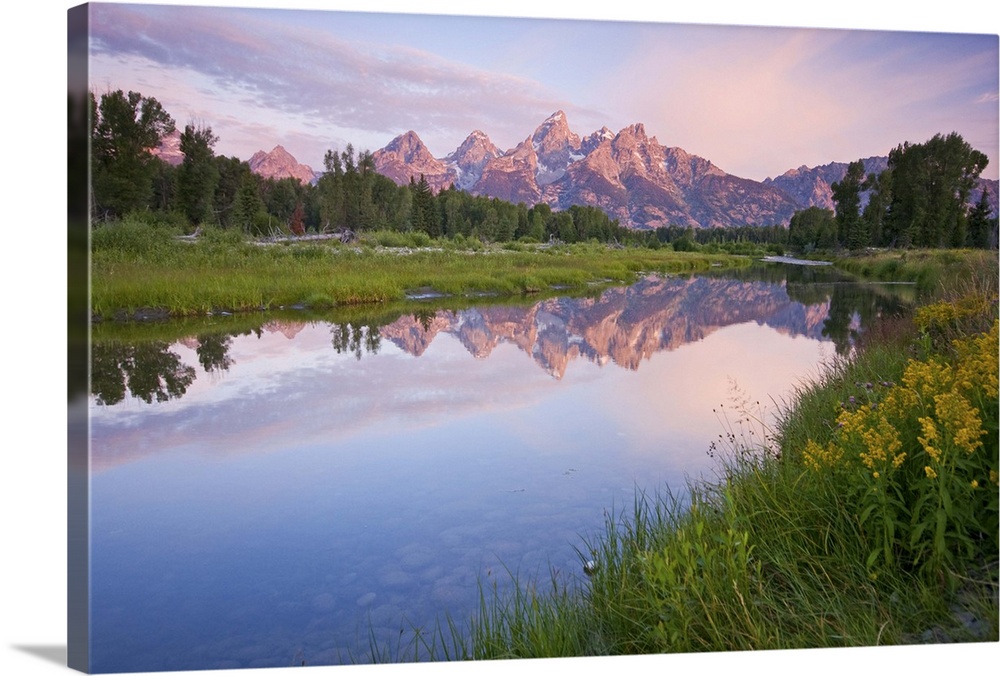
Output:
top-left (200, 224), bottom-right (247, 245)
top-left (91, 216), bottom-right (178, 256)
top-left (372, 230), bottom-right (433, 248)
top-left (671, 237), bottom-right (697, 252)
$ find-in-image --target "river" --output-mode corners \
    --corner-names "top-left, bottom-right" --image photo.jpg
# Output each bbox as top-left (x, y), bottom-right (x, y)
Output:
top-left (84, 263), bottom-right (911, 672)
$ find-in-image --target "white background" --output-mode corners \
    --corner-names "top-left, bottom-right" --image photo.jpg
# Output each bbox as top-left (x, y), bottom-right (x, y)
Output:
top-left (2, 1), bottom-right (998, 676)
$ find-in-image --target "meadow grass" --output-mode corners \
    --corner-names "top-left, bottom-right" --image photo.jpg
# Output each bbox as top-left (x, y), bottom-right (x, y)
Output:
top-left (417, 250), bottom-right (999, 661)
top-left (89, 220), bottom-right (749, 319)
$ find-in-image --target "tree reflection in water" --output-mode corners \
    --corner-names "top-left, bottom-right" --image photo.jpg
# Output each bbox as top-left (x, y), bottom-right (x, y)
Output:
top-left (195, 332), bottom-right (234, 373)
top-left (91, 341), bottom-right (196, 405)
top-left (331, 322), bottom-right (382, 360)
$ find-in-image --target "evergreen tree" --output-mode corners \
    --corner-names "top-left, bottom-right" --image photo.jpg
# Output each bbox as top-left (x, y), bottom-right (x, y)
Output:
top-left (232, 173), bottom-right (266, 234)
top-left (319, 149), bottom-right (346, 229)
top-left (177, 124), bottom-right (219, 225)
top-left (831, 160), bottom-right (866, 249)
top-left (410, 175), bottom-right (438, 236)
top-left (966, 189), bottom-right (996, 249)
top-left (213, 156), bottom-right (252, 229)
top-left (149, 160), bottom-right (177, 214)
top-left (861, 170), bottom-right (891, 247)
top-left (263, 177), bottom-right (300, 223)
top-left (356, 150), bottom-right (378, 230)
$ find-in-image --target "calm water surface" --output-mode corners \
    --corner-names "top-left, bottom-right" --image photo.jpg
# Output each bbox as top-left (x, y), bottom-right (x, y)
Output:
top-left (87, 266), bottom-right (909, 672)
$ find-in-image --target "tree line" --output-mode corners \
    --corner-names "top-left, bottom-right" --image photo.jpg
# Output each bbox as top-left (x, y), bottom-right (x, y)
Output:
top-left (790, 132), bottom-right (996, 251)
top-left (89, 88), bottom-right (636, 244)
top-left (89, 89), bottom-right (997, 250)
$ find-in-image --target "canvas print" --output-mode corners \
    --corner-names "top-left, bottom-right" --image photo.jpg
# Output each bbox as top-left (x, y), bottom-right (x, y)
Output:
top-left (67, 2), bottom-right (999, 674)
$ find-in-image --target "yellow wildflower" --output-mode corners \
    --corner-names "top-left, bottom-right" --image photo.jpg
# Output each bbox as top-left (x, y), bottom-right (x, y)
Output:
top-left (924, 466), bottom-right (938, 480)
top-left (857, 415), bottom-right (903, 470)
top-left (934, 391), bottom-right (983, 455)
top-left (903, 359), bottom-right (953, 409)
top-left (915, 295), bottom-right (994, 334)
top-left (917, 416), bottom-right (942, 463)
top-left (802, 439), bottom-right (843, 472)
top-left (954, 319), bottom-right (999, 397)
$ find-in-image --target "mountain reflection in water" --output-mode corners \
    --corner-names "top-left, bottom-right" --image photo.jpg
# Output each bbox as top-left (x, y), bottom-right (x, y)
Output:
top-left (85, 267), bottom-right (912, 671)
top-left (91, 269), bottom-right (907, 406)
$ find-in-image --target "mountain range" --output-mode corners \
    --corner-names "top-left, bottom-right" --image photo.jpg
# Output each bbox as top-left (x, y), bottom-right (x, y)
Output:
top-left (156, 113), bottom-right (999, 229)
top-left (370, 111), bottom-right (808, 229)
top-left (369, 111), bottom-right (998, 229)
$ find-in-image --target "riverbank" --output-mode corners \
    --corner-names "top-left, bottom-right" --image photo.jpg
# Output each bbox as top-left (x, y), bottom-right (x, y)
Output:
top-left (422, 250), bottom-right (998, 661)
top-left (90, 219), bottom-right (751, 320)
top-left (831, 249), bottom-right (997, 294)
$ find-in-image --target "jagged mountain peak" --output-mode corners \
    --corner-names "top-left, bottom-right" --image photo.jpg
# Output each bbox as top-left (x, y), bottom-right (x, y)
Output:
top-left (373, 130), bottom-right (455, 192)
top-left (449, 129), bottom-right (500, 157)
top-left (533, 110), bottom-right (574, 135)
top-left (248, 145), bottom-right (317, 184)
top-left (620, 122), bottom-right (647, 139)
top-left (383, 130), bottom-right (432, 158)
top-left (529, 111), bottom-right (582, 187)
top-left (532, 111), bottom-right (580, 143)
top-left (444, 130), bottom-right (502, 191)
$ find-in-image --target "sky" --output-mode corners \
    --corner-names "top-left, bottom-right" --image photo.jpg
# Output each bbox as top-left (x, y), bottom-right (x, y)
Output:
top-left (84, 0), bottom-right (1000, 181)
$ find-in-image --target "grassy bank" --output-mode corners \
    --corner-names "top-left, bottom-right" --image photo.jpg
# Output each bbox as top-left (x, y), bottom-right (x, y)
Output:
top-left (90, 218), bottom-right (750, 319)
top-left (422, 252), bottom-right (998, 661)
top-left (832, 248), bottom-right (997, 295)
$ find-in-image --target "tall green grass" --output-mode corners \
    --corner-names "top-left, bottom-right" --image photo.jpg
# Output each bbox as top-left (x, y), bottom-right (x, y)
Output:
top-left (89, 220), bottom-right (751, 318)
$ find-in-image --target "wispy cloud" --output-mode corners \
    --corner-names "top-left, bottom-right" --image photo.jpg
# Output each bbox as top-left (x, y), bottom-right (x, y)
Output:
top-left (89, 4), bottom-right (570, 161)
top-left (597, 24), bottom-right (998, 177)
top-left (87, 3), bottom-right (998, 180)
